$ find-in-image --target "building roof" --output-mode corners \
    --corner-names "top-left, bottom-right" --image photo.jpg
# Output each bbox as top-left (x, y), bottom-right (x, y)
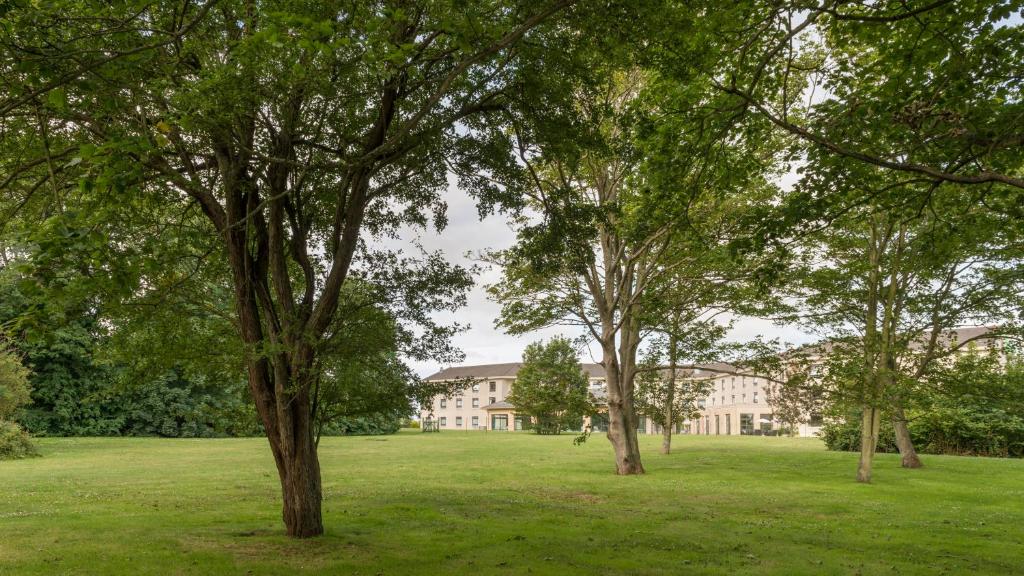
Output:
top-left (424, 362), bottom-right (606, 381)
top-left (480, 401), bottom-right (515, 410)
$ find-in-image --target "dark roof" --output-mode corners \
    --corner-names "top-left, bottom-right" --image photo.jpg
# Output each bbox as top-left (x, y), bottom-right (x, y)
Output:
top-left (424, 362), bottom-right (606, 381)
top-left (787, 326), bottom-right (1001, 358)
top-left (480, 401), bottom-right (515, 410)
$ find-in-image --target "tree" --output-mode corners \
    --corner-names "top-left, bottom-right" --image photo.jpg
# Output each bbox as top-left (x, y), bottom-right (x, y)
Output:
top-left (0, 345), bottom-right (31, 421)
top-left (0, 0), bottom-right (577, 536)
top-left (507, 336), bottom-right (592, 434)
top-left (786, 182), bottom-right (1024, 482)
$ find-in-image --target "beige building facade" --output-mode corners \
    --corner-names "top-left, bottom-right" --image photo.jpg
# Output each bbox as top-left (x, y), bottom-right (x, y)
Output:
top-left (420, 363), bottom-right (606, 431)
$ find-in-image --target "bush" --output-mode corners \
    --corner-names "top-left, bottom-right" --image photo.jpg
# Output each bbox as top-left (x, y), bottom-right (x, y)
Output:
top-left (913, 407), bottom-right (1024, 458)
top-left (821, 408), bottom-right (1024, 458)
top-left (820, 414), bottom-right (898, 454)
top-left (322, 413), bottom-right (403, 436)
top-left (0, 420), bottom-right (39, 460)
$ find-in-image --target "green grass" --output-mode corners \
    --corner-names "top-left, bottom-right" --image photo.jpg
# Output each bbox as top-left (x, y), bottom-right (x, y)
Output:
top-left (1, 432), bottom-right (1023, 575)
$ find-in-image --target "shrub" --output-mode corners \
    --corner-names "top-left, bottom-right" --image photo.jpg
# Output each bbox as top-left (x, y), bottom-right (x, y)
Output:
top-left (820, 414), bottom-right (898, 454)
top-left (0, 420), bottom-right (38, 460)
top-left (323, 413), bottom-right (403, 436)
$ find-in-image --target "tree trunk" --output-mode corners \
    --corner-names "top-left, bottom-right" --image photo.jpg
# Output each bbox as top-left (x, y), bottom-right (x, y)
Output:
top-left (856, 405), bottom-right (882, 483)
top-left (607, 401), bottom-right (645, 474)
top-left (279, 429), bottom-right (324, 538)
top-left (604, 348), bottom-right (645, 475)
top-left (892, 404), bottom-right (922, 469)
top-left (661, 330), bottom-right (677, 455)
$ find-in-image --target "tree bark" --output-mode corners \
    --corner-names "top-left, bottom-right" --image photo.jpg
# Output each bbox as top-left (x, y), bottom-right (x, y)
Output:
top-left (603, 345), bottom-right (645, 474)
top-left (856, 405), bottom-right (882, 483)
top-left (892, 404), bottom-right (923, 469)
top-left (661, 330), bottom-right (678, 455)
top-left (608, 399), bottom-right (645, 474)
top-left (279, 424), bottom-right (324, 538)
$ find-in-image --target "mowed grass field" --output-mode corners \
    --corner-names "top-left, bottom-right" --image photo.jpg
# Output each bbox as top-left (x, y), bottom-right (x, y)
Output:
top-left (1, 432), bottom-right (1023, 576)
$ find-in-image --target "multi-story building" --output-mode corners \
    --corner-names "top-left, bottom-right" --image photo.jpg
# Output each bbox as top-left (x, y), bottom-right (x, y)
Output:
top-left (421, 327), bottom-right (1008, 436)
top-left (687, 365), bottom-right (821, 437)
top-left (420, 362), bottom-right (606, 431)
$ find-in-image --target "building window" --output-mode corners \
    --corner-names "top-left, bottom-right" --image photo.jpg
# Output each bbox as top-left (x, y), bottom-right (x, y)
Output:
top-left (456, 398), bottom-right (463, 408)
top-left (472, 383), bottom-right (480, 392)
top-left (489, 381), bottom-right (496, 392)
top-left (753, 391), bottom-right (758, 404)
top-left (439, 398), bottom-right (447, 409)
top-left (742, 394), bottom-right (746, 402)
top-left (489, 396), bottom-right (496, 404)
top-left (731, 395), bottom-right (735, 403)
top-left (698, 399), bottom-right (706, 409)
top-left (726, 413), bottom-right (731, 435)
top-left (471, 416), bottom-right (479, 427)
top-left (740, 413), bottom-right (754, 435)
top-left (759, 414), bottom-right (772, 434)
top-left (809, 413), bottom-right (823, 426)
top-left (472, 398), bottom-right (479, 408)
top-left (705, 416), bottom-right (710, 435)
top-left (715, 415), bottom-right (720, 435)
top-left (492, 414), bottom-right (508, 431)
top-left (440, 417), bottom-right (447, 427)
top-left (456, 416), bottom-right (463, 427)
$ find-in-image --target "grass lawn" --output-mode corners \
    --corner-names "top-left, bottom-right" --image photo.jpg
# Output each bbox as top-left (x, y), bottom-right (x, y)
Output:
top-left (1, 432), bottom-right (1023, 575)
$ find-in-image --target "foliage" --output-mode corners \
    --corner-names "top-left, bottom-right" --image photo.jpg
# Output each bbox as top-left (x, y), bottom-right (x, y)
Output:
top-left (0, 420), bottom-right (38, 460)
top-left (507, 336), bottom-right (592, 434)
top-left (823, 352), bottom-right (1024, 458)
top-left (0, 345), bottom-right (31, 420)
top-left (322, 413), bottom-right (403, 436)
top-left (820, 416), bottom-right (899, 454)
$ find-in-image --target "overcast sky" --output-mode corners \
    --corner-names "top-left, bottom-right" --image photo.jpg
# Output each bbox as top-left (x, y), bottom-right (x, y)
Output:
top-left (380, 184), bottom-right (818, 378)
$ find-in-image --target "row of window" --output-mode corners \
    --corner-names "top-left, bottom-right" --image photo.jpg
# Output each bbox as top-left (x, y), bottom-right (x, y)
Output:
top-left (439, 396), bottom-right (497, 409)
top-left (717, 376), bottom-right (758, 391)
top-left (697, 413), bottom-right (775, 435)
top-left (467, 381), bottom-right (499, 393)
top-left (437, 416), bottom-right (480, 427)
top-left (699, 391), bottom-right (759, 408)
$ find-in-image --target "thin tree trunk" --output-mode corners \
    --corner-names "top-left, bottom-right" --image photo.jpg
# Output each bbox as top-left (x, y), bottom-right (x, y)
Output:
top-left (856, 405), bottom-right (882, 483)
top-left (892, 404), bottom-right (922, 469)
top-left (660, 412), bottom-right (673, 454)
top-left (661, 330), bottom-right (678, 455)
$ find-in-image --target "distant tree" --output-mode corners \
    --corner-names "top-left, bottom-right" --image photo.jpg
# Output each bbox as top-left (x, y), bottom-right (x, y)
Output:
top-left (508, 337), bottom-right (592, 435)
top-left (636, 321), bottom-right (723, 454)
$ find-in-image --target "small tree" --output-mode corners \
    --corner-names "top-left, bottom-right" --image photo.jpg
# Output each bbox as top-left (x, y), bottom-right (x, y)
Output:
top-left (0, 344), bottom-right (37, 460)
top-left (0, 345), bottom-right (31, 421)
top-left (508, 337), bottom-right (592, 435)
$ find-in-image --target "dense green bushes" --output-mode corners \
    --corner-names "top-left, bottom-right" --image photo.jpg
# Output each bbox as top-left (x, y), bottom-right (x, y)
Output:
top-left (822, 353), bottom-right (1024, 458)
top-left (821, 409), bottom-right (1024, 458)
top-left (322, 413), bottom-right (403, 436)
